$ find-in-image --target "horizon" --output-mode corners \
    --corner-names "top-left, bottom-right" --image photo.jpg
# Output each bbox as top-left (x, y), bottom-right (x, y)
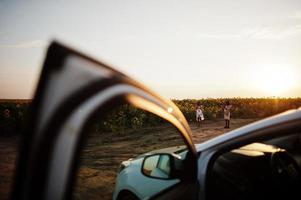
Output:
top-left (1, 96), bottom-right (301, 102)
top-left (1, 0), bottom-right (301, 99)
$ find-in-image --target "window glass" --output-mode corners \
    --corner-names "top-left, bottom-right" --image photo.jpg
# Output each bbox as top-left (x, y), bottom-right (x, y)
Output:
top-left (157, 155), bottom-right (171, 175)
top-left (143, 155), bottom-right (160, 176)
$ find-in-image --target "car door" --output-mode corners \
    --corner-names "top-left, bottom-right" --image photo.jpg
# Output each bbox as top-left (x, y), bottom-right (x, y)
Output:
top-left (12, 41), bottom-right (198, 200)
top-left (196, 112), bottom-right (301, 200)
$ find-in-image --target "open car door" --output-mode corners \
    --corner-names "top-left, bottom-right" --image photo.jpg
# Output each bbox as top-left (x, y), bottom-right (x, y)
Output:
top-left (13, 42), bottom-right (197, 200)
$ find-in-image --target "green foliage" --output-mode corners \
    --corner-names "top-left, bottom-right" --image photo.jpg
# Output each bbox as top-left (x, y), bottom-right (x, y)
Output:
top-left (93, 104), bottom-right (164, 133)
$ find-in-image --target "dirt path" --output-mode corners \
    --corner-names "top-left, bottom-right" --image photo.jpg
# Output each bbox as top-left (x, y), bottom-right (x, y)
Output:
top-left (190, 118), bottom-right (259, 143)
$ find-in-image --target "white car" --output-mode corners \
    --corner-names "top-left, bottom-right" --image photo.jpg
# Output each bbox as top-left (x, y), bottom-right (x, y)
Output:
top-left (113, 146), bottom-right (188, 200)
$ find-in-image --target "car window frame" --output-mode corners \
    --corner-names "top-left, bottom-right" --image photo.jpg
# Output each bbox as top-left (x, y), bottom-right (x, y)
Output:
top-left (13, 41), bottom-right (197, 200)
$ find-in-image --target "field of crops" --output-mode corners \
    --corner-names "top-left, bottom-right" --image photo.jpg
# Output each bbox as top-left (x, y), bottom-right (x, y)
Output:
top-left (173, 98), bottom-right (301, 121)
top-left (1, 98), bottom-right (301, 135)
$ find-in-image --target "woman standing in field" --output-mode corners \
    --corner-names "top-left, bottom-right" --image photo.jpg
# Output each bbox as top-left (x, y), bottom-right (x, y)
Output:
top-left (196, 103), bottom-right (204, 127)
top-left (224, 101), bottom-right (232, 128)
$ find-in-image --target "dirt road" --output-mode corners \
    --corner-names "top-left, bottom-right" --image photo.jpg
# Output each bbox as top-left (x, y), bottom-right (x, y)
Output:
top-left (190, 118), bottom-right (258, 143)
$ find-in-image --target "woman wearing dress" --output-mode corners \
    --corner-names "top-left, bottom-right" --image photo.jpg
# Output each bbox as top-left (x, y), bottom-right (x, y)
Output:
top-left (224, 101), bottom-right (232, 129)
top-left (196, 103), bottom-right (204, 128)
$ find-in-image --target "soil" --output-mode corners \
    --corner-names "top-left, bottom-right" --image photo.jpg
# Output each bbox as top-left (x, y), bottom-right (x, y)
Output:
top-left (0, 118), bottom-right (258, 200)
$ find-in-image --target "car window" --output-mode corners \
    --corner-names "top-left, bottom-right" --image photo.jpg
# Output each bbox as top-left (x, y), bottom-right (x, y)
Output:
top-left (207, 132), bottom-right (301, 200)
top-left (143, 155), bottom-right (160, 176)
top-left (157, 155), bottom-right (171, 175)
top-left (72, 103), bottom-right (192, 200)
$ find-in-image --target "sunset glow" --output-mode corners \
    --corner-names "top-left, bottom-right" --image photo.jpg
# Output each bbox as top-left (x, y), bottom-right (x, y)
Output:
top-left (251, 65), bottom-right (296, 96)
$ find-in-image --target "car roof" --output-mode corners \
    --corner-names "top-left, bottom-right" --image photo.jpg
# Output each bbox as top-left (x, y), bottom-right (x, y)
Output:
top-left (195, 108), bottom-right (301, 152)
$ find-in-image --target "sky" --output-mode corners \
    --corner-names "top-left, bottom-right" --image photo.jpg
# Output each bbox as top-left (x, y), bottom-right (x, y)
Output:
top-left (1, 0), bottom-right (301, 99)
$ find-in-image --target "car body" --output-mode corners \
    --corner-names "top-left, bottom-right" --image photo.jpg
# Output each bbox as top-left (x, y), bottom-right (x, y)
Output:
top-left (12, 42), bottom-right (301, 200)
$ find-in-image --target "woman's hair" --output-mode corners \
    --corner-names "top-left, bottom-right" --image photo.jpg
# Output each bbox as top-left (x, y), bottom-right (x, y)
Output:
top-left (226, 100), bottom-right (230, 105)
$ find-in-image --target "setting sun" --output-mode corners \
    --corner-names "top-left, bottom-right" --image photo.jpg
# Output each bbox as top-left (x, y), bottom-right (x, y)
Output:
top-left (251, 65), bottom-right (296, 96)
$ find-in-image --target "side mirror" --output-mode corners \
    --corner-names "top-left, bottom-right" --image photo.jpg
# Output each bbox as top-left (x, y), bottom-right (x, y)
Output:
top-left (142, 153), bottom-right (183, 180)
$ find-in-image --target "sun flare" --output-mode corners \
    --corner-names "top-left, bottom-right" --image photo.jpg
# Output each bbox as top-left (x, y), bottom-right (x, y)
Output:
top-left (251, 65), bottom-right (296, 96)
